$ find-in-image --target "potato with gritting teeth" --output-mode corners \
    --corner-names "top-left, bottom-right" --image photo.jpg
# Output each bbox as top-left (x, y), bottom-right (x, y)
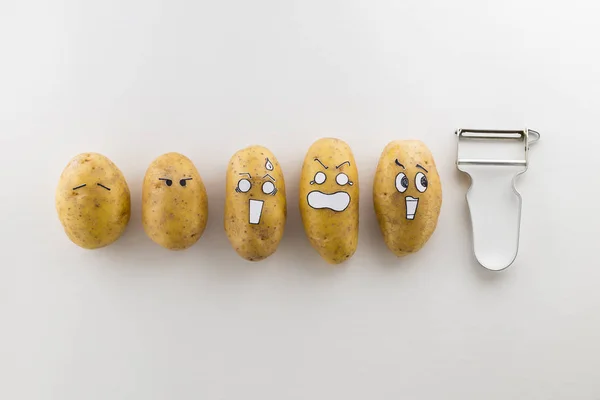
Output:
top-left (299, 138), bottom-right (359, 264)
top-left (56, 152), bottom-right (131, 249)
top-left (373, 140), bottom-right (442, 256)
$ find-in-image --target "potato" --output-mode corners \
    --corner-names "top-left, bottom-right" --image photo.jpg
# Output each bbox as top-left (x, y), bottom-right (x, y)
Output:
top-left (224, 146), bottom-right (286, 261)
top-left (55, 152), bottom-right (131, 249)
top-left (299, 138), bottom-right (359, 264)
top-left (142, 152), bottom-right (208, 250)
top-left (373, 140), bottom-right (442, 256)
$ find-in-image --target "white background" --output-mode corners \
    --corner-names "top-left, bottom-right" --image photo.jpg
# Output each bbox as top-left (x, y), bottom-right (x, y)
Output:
top-left (1, 0), bottom-right (599, 399)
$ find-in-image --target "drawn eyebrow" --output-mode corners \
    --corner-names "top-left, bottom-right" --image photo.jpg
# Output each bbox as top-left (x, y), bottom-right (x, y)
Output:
top-left (181, 177), bottom-right (193, 181)
top-left (335, 161), bottom-right (351, 169)
top-left (239, 173), bottom-right (252, 178)
top-left (314, 158), bottom-right (328, 169)
top-left (72, 184), bottom-right (86, 190)
top-left (97, 183), bottom-right (111, 191)
top-left (416, 164), bottom-right (429, 173)
top-left (395, 159), bottom-right (405, 169)
top-left (263, 174), bottom-right (276, 181)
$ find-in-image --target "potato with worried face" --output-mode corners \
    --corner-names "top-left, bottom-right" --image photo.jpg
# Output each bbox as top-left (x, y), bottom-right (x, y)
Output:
top-left (142, 152), bottom-right (208, 250)
top-left (299, 138), bottom-right (359, 264)
top-left (224, 146), bottom-right (286, 261)
top-left (373, 140), bottom-right (442, 256)
top-left (56, 152), bottom-right (131, 249)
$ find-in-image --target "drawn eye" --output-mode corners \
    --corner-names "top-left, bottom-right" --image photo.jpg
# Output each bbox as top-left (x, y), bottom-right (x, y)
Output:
top-left (97, 183), bottom-right (111, 191)
top-left (180, 178), bottom-right (192, 187)
top-left (237, 179), bottom-right (251, 193)
top-left (262, 181), bottom-right (276, 195)
top-left (396, 173), bottom-right (409, 193)
top-left (312, 171), bottom-right (326, 185)
top-left (336, 173), bottom-right (349, 186)
top-left (415, 172), bottom-right (428, 193)
top-left (159, 178), bottom-right (173, 187)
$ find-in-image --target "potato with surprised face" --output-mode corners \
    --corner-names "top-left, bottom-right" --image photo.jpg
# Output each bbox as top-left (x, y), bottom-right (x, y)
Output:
top-left (299, 138), bottom-right (359, 264)
top-left (225, 146), bottom-right (286, 261)
top-left (373, 140), bottom-right (442, 256)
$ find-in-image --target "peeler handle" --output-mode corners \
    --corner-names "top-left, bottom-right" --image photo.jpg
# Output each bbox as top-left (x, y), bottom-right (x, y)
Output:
top-left (455, 128), bottom-right (540, 271)
top-left (461, 165), bottom-right (526, 270)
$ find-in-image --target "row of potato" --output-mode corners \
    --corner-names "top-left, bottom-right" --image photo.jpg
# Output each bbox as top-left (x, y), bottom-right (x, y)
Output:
top-left (56, 138), bottom-right (442, 264)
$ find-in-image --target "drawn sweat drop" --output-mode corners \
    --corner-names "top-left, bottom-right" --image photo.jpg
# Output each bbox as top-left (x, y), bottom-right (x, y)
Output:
top-left (265, 158), bottom-right (274, 171)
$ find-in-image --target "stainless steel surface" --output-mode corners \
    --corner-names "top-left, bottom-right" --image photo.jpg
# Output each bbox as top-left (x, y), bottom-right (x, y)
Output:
top-left (455, 128), bottom-right (541, 271)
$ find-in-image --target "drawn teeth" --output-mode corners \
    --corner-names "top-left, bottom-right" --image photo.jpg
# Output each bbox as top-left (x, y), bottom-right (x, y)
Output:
top-left (307, 191), bottom-right (350, 212)
top-left (249, 199), bottom-right (264, 224)
top-left (405, 196), bottom-right (419, 220)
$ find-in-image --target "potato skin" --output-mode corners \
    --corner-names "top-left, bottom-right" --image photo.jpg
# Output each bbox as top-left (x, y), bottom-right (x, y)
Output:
top-left (142, 152), bottom-right (208, 250)
top-left (373, 140), bottom-right (442, 256)
top-left (299, 138), bottom-right (359, 264)
top-left (224, 146), bottom-right (286, 261)
top-left (55, 152), bottom-right (131, 249)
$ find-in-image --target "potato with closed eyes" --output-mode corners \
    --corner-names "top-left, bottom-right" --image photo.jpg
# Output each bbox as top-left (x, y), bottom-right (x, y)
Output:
top-left (55, 152), bottom-right (131, 249)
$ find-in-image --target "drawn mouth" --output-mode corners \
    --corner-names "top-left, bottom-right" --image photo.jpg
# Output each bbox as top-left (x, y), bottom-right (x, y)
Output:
top-left (405, 196), bottom-right (419, 220)
top-left (249, 199), bottom-right (264, 224)
top-left (307, 191), bottom-right (350, 212)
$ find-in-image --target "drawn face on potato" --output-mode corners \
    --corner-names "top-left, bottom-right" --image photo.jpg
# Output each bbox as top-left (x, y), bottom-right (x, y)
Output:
top-left (225, 146), bottom-right (286, 262)
top-left (307, 158), bottom-right (354, 212)
top-left (235, 157), bottom-right (279, 225)
top-left (299, 138), bottom-right (359, 264)
top-left (373, 140), bottom-right (442, 256)
top-left (394, 159), bottom-right (431, 220)
top-left (55, 153), bottom-right (131, 249)
top-left (142, 152), bottom-right (208, 250)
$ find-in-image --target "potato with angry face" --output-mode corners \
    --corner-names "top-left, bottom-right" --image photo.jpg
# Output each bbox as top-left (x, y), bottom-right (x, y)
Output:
top-left (55, 152), bottom-right (131, 249)
top-left (373, 140), bottom-right (442, 256)
top-left (224, 146), bottom-right (286, 261)
top-left (299, 138), bottom-right (359, 264)
top-left (142, 152), bottom-right (208, 250)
